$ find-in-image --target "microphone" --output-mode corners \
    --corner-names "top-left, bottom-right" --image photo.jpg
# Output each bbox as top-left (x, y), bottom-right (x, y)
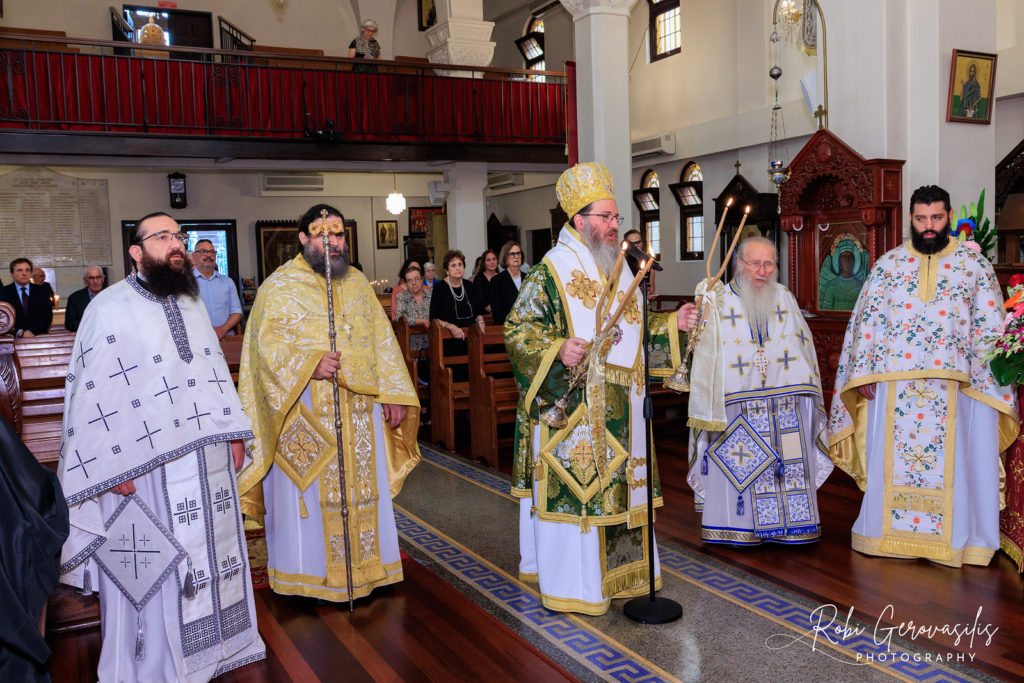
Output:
top-left (625, 243), bottom-right (663, 271)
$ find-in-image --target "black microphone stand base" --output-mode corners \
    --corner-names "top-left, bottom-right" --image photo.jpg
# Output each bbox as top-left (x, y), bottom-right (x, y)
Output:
top-left (623, 595), bottom-right (683, 624)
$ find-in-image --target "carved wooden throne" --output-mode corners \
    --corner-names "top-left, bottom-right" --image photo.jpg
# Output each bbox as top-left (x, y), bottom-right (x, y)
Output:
top-left (779, 130), bottom-right (904, 405)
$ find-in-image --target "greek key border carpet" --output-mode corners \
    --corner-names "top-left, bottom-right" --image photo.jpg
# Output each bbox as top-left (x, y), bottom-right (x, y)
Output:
top-left (392, 443), bottom-right (999, 683)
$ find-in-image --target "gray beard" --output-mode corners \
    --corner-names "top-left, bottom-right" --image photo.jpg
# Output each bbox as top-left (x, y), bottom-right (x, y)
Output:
top-left (304, 240), bottom-right (350, 280)
top-left (735, 270), bottom-right (778, 334)
top-left (582, 222), bottom-right (619, 277)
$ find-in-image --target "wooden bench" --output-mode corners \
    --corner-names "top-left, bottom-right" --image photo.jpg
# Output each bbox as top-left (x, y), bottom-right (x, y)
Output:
top-left (394, 318), bottom-right (430, 408)
top-left (250, 44), bottom-right (327, 69)
top-left (468, 324), bottom-right (518, 470)
top-left (14, 331), bottom-right (77, 466)
top-left (428, 319), bottom-right (471, 450)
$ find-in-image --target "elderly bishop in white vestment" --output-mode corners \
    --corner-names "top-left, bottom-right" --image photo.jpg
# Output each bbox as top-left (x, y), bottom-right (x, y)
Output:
top-left (58, 275), bottom-right (265, 682)
top-left (687, 239), bottom-right (833, 545)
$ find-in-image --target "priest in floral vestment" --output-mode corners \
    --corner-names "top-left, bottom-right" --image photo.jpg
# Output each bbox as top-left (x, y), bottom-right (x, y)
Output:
top-left (687, 237), bottom-right (833, 545)
top-left (828, 186), bottom-right (1019, 567)
top-left (504, 163), bottom-right (696, 615)
top-left (238, 204), bottom-right (420, 602)
top-left (58, 212), bottom-right (265, 682)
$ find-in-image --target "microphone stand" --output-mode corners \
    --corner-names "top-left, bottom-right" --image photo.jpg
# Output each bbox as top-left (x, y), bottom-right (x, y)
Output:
top-left (623, 266), bottom-right (682, 624)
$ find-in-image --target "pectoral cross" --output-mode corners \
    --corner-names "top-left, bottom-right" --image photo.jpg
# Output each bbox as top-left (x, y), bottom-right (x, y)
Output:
top-left (339, 315), bottom-right (352, 341)
top-left (753, 348), bottom-right (769, 387)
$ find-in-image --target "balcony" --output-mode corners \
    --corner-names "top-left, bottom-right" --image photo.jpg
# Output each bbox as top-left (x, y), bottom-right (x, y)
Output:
top-left (0, 33), bottom-right (568, 164)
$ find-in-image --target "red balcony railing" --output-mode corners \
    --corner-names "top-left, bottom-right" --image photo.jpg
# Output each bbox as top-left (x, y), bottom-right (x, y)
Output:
top-left (0, 34), bottom-right (567, 146)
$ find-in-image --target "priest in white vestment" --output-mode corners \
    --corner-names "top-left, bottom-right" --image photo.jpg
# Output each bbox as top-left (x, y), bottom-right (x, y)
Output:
top-left (687, 237), bottom-right (833, 545)
top-left (58, 212), bottom-right (265, 683)
top-left (237, 204), bottom-right (420, 603)
top-left (828, 185), bottom-right (1020, 567)
top-left (504, 163), bottom-right (697, 615)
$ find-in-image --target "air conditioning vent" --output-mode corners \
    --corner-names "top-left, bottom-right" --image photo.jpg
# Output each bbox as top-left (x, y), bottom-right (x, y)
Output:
top-left (487, 172), bottom-right (525, 191)
top-left (261, 172), bottom-right (324, 194)
top-left (630, 133), bottom-right (676, 159)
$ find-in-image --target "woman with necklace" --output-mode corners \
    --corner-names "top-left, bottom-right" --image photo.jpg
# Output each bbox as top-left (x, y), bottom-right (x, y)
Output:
top-left (488, 240), bottom-right (524, 325)
top-left (429, 249), bottom-right (484, 340)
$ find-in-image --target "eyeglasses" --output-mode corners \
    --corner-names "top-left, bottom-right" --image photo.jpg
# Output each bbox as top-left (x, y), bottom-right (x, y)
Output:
top-left (742, 259), bottom-right (777, 272)
top-left (193, 248), bottom-right (216, 255)
top-left (580, 212), bottom-right (624, 225)
top-left (140, 231), bottom-right (187, 244)
top-left (508, 250), bottom-right (522, 257)
top-left (85, 275), bottom-right (104, 281)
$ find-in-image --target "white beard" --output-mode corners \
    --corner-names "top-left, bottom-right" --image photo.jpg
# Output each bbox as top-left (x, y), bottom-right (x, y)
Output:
top-left (582, 222), bottom-right (619, 277)
top-left (735, 269), bottom-right (778, 334)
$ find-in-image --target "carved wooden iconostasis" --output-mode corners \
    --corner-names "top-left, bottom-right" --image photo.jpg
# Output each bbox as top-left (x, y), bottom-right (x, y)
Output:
top-left (778, 130), bottom-right (904, 406)
top-left (713, 171), bottom-right (781, 283)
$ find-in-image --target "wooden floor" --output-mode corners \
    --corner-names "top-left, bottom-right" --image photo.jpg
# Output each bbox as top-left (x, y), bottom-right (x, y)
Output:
top-left (47, 417), bottom-right (1024, 682)
top-left (48, 549), bottom-right (574, 682)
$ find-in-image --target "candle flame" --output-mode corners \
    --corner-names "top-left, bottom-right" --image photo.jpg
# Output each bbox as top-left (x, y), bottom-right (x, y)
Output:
top-left (744, 205), bottom-right (752, 214)
top-left (620, 240), bottom-right (628, 251)
top-left (726, 197), bottom-right (734, 207)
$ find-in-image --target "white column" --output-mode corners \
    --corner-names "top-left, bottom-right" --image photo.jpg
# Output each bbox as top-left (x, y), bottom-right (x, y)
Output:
top-left (562, 0), bottom-right (640, 212)
top-left (445, 162), bottom-right (489, 262)
top-left (425, 0), bottom-right (495, 68)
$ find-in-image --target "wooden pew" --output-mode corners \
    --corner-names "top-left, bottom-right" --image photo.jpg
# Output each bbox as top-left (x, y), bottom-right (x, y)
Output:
top-left (394, 318), bottom-right (430, 408)
top-left (13, 331), bottom-right (77, 466)
top-left (468, 324), bottom-right (518, 470)
top-left (428, 320), bottom-right (471, 450)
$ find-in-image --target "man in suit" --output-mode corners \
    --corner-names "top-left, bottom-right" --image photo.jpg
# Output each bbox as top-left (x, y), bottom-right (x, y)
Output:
top-left (64, 265), bottom-right (105, 332)
top-left (1, 258), bottom-right (52, 337)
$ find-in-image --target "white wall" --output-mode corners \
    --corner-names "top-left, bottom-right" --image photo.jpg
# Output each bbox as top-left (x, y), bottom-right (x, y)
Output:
top-left (486, 184), bottom-right (559, 264)
top-left (487, 5), bottom-right (574, 72)
top-left (0, 165), bottom-right (441, 294)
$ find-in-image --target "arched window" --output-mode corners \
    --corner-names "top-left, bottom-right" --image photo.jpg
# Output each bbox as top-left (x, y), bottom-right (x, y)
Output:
top-left (648, 0), bottom-right (681, 62)
top-left (516, 17), bottom-right (546, 82)
top-left (670, 162), bottom-right (703, 260)
top-left (633, 169), bottom-right (660, 257)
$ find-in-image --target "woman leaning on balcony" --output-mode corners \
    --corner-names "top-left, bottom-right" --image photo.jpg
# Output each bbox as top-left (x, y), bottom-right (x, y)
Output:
top-left (348, 19), bottom-right (381, 73)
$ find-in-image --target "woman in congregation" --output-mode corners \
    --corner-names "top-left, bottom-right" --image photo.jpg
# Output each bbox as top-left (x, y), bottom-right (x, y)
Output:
top-left (390, 258), bottom-right (421, 320)
top-left (395, 264), bottom-right (432, 383)
top-left (423, 261), bottom-right (439, 288)
top-left (488, 241), bottom-right (525, 326)
top-left (347, 19), bottom-right (381, 72)
top-left (469, 248), bottom-right (499, 314)
top-left (430, 250), bottom-right (485, 340)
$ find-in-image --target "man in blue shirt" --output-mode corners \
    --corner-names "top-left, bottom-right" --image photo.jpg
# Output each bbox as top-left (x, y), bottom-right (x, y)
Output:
top-left (192, 239), bottom-right (242, 338)
top-left (64, 265), bottom-right (105, 332)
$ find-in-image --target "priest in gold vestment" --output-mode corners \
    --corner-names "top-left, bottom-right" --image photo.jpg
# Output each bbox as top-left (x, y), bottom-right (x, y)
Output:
top-left (237, 204), bottom-right (420, 601)
top-left (828, 186), bottom-right (1018, 567)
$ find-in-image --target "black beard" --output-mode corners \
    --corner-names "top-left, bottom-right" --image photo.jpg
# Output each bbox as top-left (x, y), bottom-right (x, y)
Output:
top-left (303, 239), bottom-right (350, 280)
top-left (139, 249), bottom-right (198, 298)
top-left (911, 224), bottom-right (951, 255)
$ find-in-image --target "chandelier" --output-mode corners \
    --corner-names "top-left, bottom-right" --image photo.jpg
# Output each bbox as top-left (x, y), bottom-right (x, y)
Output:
top-left (386, 172), bottom-right (406, 215)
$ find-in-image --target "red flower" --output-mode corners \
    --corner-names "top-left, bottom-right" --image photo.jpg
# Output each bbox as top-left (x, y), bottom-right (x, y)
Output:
top-left (865, 333), bottom-right (872, 340)
top-left (905, 352), bottom-right (912, 359)
top-left (905, 303), bottom-right (913, 310)
top-left (934, 360), bottom-right (941, 366)
top-left (913, 517), bottom-right (921, 524)
top-left (917, 413), bottom-right (924, 420)
top-left (1010, 274), bottom-right (1024, 287)
top-left (944, 264), bottom-right (952, 269)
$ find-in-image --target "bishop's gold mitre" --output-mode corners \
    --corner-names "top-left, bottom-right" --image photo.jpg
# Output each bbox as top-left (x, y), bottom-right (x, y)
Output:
top-left (556, 162), bottom-right (615, 218)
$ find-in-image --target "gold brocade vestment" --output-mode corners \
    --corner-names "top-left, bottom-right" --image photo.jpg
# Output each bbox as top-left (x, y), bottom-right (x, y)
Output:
top-left (237, 255), bottom-right (419, 595)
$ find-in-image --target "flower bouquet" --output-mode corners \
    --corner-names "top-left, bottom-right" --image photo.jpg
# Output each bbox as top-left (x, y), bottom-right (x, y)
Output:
top-left (989, 274), bottom-right (1024, 386)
